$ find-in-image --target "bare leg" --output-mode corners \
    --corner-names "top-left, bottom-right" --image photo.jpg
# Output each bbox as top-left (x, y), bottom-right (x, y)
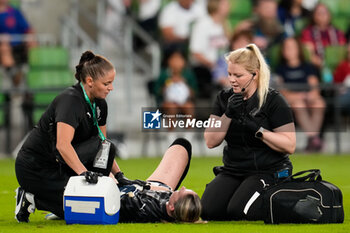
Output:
top-left (287, 93), bottom-right (317, 137)
top-left (0, 42), bottom-right (15, 67)
top-left (307, 94), bottom-right (326, 134)
top-left (147, 138), bottom-right (191, 190)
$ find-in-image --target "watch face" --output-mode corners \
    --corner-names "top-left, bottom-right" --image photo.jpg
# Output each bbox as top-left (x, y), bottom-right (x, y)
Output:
top-left (255, 131), bottom-right (263, 138)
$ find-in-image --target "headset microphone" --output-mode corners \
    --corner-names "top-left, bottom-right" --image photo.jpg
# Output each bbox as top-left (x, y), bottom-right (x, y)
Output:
top-left (241, 73), bottom-right (256, 93)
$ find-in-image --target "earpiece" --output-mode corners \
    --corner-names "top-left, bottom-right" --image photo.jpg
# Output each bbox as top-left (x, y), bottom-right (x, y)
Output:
top-left (241, 73), bottom-right (257, 93)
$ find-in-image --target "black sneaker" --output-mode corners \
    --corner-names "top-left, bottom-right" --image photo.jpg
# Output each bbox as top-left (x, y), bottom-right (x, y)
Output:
top-left (15, 187), bottom-right (35, 223)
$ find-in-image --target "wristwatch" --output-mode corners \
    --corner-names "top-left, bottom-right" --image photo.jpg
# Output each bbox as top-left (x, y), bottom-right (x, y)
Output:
top-left (255, 127), bottom-right (265, 139)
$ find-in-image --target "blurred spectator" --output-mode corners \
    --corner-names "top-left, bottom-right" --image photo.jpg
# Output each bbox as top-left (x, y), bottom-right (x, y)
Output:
top-left (277, 0), bottom-right (311, 37)
top-left (154, 49), bottom-right (197, 126)
top-left (189, 0), bottom-right (230, 98)
top-left (212, 30), bottom-right (253, 88)
top-left (235, 0), bottom-right (284, 53)
top-left (0, 0), bottom-right (35, 86)
top-left (275, 37), bottom-right (325, 152)
top-left (300, 3), bottom-right (346, 68)
top-left (134, 0), bottom-right (161, 51)
top-left (158, 0), bottom-right (205, 57)
top-left (300, 0), bottom-right (318, 11)
top-left (333, 41), bottom-right (350, 115)
top-left (101, 0), bottom-right (130, 53)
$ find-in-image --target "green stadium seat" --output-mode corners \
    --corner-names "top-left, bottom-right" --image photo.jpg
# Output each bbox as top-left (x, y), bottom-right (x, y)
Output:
top-left (27, 69), bottom-right (74, 89)
top-left (267, 44), bottom-right (281, 72)
top-left (230, 0), bottom-right (252, 18)
top-left (9, 0), bottom-right (21, 9)
top-left (26, 46), bottom-right (74, 125)
top-left (332, 17), bottom-right (349, 32)
top-left (26, 69), bottom-right (75, 123)
top-left (321, 0), bottom-right (350, 17)
top-left (336, 0), bottom-right (350, 16)
top-left (229, 17), bottom-right (249, 31)
top-left (28, 47), bottom-right (69, 69)
top-left (294, 18), bottom-right (309, 36)
top-left (324, 45), bottom-right (347, 73)
top-left (320, 0), bottom-right (340, 16)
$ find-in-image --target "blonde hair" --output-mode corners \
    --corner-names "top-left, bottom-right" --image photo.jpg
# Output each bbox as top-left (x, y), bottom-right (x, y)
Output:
top-left (225, 43), bottom-right (270, 109)
top-left (173, 193), bottom-right (202, 222)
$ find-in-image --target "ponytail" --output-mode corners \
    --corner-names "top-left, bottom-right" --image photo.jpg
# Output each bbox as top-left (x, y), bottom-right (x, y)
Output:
top-left (246, 44), bottom-right (269, 109)
top-left (75, 50), bottom-right (114, 83)
top-left (225, 43), bottom-right (270, 109)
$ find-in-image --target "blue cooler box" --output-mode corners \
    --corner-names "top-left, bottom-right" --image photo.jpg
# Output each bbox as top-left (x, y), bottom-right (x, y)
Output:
top-left (64, 176), bottom-right (120, 225)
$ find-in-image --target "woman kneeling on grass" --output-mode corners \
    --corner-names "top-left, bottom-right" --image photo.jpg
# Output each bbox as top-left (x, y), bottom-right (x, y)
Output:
top-left (201, 44), bottom-right (296, 221)
top-left (118, 138), bottom-right (202, 223)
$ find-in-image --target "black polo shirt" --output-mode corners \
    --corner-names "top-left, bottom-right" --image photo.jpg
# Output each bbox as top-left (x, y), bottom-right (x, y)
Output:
top-left (119, 188), bottom-right (175, 223)
top-left (20, 83), bottom-right (107, 163)
top-left (212, 88), bottom-right (294, 175)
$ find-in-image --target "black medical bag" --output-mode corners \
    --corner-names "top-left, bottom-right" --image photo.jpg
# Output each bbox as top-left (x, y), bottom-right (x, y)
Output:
top-left (263, 169), bottom-right (344, 224)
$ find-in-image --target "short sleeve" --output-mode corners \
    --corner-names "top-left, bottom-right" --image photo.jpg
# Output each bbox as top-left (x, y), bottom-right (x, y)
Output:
top-left (189, 20), bottom-right (208, 53)
top-left (267, 91), bottom-right (294, 129)
top-left (54, 94), bottom-right (84, 129)
top-left (159, 5), bottom-right (175, 28)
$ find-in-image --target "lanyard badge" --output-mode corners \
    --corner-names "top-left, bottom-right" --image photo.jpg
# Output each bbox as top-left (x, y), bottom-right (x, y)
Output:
top-left (93, 140), bottom-right (111, 169)
top-left (80, 83), bottom-right (110, 169)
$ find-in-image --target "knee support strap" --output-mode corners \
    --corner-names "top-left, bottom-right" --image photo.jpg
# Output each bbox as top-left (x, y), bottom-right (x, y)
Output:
top-left (170, 138), bottom-right (192, 159)
top-left (170, 138), bottom-right (192, 190)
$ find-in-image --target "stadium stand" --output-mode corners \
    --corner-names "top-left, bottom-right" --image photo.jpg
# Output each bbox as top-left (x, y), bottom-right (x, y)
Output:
top-left (24, 46), bottom-right (75, 128)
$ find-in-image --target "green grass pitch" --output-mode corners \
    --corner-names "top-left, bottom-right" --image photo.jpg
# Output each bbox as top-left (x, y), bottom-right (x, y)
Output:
top-left (0, 154), bottom-right (349, 233)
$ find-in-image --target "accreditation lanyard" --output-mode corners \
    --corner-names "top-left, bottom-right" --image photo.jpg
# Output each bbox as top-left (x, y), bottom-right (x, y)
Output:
top-left (80, 82), bottom-right (106, 141)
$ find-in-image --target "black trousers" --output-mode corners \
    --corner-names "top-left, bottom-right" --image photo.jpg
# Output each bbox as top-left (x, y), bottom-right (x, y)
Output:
top-left (201, 172), bottom-right (275, 221)
top-left (15, 141), bottom-right (116, 219)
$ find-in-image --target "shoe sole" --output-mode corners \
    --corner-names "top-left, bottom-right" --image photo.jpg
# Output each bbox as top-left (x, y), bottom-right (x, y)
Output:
top-left (15, 187), bottom-right (24, 217)
top-left (14, 187), bottom-right (35, 223)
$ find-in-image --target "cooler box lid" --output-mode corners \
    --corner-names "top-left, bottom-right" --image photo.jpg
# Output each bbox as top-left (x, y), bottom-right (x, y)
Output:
top-left (64, 176), bottom-right (120, 215)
